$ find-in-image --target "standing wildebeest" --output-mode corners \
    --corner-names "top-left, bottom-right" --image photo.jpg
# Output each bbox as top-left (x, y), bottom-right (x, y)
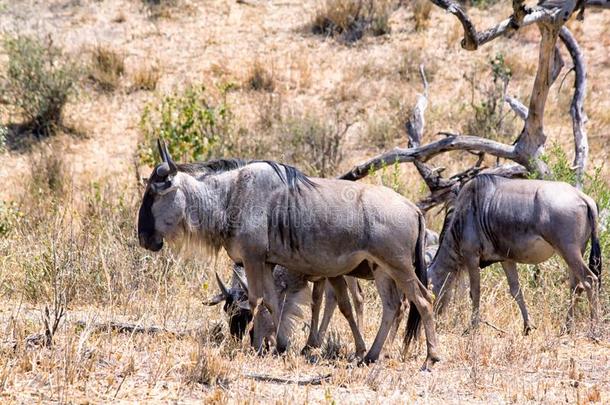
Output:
top-left (138, 140), bottom-right (439, 368)
top-left (428, 175), bottom-right (602, 333)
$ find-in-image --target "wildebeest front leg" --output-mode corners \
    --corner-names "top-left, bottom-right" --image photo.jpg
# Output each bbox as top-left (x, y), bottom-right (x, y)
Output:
top-left (243, 259), bottom-right (272, 353)
top-left (328, 276), bottom-right (367, 360)
top-left (302, 279), bottom-right (325, 354)
top-left (501, 261), bottom-right (534, 334)
top-left (466, 260), bottom-right (481, 332)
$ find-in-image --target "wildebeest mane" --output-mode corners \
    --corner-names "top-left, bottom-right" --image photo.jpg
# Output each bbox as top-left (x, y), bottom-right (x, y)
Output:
top-left (177, 158), bottom-right (316, 191)
top-left (432, 174), bottom-right (504, 267)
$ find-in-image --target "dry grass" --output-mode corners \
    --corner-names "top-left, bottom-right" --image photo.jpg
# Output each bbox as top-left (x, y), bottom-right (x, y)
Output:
top-left (87, 44), bottom-right (125, 92)
top-left (309, 0), bottom-right (393, 43)
top-left (245, 60), bottom-right (275, 92)
top-left (130, 63), bottom-right (160, 92)
top-left (1, 0), bottom-right (610, 402)
top-left (412, 0), bottom-right (433, 32)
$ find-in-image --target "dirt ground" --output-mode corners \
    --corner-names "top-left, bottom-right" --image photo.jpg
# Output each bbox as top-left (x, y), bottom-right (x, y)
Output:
top-left (0, 0), bottom-right (609, 403)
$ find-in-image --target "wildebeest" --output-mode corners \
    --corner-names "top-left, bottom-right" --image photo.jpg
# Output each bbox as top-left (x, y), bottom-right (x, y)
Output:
top-left (138, 140), bottom-right (439, 368)
top-left (205, 264), bottom-right (310, 349)
top-left (428, 175), bottom-right (602, 333)
top-left (205, 263), bottom-right (363, 354)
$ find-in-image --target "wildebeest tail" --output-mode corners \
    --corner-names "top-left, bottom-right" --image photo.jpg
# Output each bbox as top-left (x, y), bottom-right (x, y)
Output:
top-left (586, 200), bottom-right (602, 289)
top-left (405, 212), bottom-right (427, 348)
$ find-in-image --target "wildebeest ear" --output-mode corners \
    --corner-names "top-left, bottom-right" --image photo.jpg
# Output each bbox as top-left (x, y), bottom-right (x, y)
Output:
top-left (203, 293), bottom-right (226, 306)
top-left (149, 178), bottom-right (177, 195)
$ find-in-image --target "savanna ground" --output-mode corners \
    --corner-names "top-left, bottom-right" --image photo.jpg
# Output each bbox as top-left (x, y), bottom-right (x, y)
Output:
top-left (0, 0), bottom-right (609, 403)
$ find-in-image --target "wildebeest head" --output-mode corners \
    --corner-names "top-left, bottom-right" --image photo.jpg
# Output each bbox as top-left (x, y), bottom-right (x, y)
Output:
top-left (204, 267), bottom-right (254, 340)
top-left (137, 139), bottom-right (185, 252)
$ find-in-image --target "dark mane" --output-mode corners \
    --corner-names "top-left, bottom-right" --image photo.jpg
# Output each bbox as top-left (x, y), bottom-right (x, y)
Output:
top-left (433, 173), bottom-right (504, 266)
top-left (177, 158), bottom-right (248, 174)
top-left (177, 158), bottom-right (316, 191)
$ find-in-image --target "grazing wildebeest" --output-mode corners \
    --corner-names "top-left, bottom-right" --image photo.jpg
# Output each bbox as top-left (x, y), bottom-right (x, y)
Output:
top-left (428, 175), bottom-right (602, 334)
top-left (138, 140), bottom-right (439, 368)
top-left (205, 264), bottom-right (310, 349)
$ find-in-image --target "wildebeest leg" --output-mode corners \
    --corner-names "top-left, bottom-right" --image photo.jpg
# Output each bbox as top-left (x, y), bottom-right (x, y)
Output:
top-left (347, 277), bottom-right (364, 331)
top-left (302, 279), bottom-right (325, 354)
top-left (243, 259), bottom-right (277, 353)
top-left (363, 271), bottom-right (401, 364)
top-left (316, 281), bottom-right (337, 344)
top-left (396, 275), bottom-right (439, 370)
top-left (262, 264), bottom-right (286, 353)
top-left (466, 260), bottom-right (481, 332)
top-left (501, 261), bottom-right (534, 334)
top-left (560, 245), bottom-right (599, 324)
top-left (327, 276), bottom-right (367, 360)
top-left (386, 298), bottom-right (406, 347)
top-left (564, 271), bottom-right (583, 333)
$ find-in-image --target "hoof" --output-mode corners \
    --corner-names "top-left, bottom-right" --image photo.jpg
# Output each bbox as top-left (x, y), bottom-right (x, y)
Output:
top-left (420, 354), bottom-right (440, 372)
top-left (359, 355), bottom-right (377, 366)
top-left (523, 323), bottom-right (536, 336)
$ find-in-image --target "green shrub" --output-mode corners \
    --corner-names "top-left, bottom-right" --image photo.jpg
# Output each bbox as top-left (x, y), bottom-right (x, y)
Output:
top-left (464, 53), bottom-right (514, 140)
top-left (138, 85), bottom-right (236, 165)
top-left (0, 35), bottom-right (77, 138)
top-left (0, 201), bottom-right (21, 237)
top-left (310, 0), bottom-right (393, 43)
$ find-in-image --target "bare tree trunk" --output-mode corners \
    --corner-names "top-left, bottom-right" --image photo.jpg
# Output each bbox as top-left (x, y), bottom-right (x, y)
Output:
top-left (341, 3), bottom-right (601, 196)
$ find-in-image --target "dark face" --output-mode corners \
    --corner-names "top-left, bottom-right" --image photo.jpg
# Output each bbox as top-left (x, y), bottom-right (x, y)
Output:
top-left (224, 290), bottom-right (253, 340)
top-left (137, 162), bottom-right (183, 252)
top-left (137, 166), bottom-right (167, 252)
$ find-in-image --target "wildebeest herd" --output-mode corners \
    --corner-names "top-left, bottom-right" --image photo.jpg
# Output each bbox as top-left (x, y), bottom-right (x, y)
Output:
top-left (138, 140), bottom-right (602, 371)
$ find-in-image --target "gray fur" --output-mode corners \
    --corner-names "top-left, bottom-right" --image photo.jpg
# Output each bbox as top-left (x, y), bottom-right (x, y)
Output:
top-left (138, 142), bottom-right (439, 368)
top-left (428, 175), bottom-right (602, 333)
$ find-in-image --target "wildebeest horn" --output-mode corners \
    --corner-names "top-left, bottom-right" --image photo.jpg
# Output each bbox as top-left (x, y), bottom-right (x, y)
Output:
top-left (155, 139), bottom-right (177, 177)
top-left (215, 272), bottom-right (230, 298)
top-left (157, 139), bottom-right (167, 163)
top-left (202, 293), bottom-right (225, 306)
top-left (232, 267), bottom-right (249, 293)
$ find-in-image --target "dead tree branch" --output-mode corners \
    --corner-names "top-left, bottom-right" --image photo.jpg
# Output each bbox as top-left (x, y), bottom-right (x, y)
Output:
top-left (559, 26), bottom-right (588, 189)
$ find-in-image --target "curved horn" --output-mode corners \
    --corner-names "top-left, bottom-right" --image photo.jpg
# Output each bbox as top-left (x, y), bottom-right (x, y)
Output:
top-left (157, 139), bottom-right (167, 163)
top-left (215, 272), bottom-right (230, 298)
top-left (203, 293), bottom-right (225, 306)
top-left (232, 267), bottom-right (249, 293)
top-left (162, 140), bottom-right (178, 174)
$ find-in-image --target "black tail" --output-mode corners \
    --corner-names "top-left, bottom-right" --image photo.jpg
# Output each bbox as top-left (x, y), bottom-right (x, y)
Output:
top-left (586, 201), bottom-right (602, 289)
top-left (405, 212), bottom-right (427, 348)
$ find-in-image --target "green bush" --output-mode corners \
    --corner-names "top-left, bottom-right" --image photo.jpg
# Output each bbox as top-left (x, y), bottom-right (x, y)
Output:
top-left (0, 35), bottom-right (77, 138)
top-left (138, 85), bottom-right (236, 165)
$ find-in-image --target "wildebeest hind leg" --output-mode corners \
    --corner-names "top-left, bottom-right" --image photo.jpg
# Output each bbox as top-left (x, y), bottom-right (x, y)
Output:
top-left (362, 270), bottom-right (400, 364)
top-left (316, 281), bottom-right (337, 346)
top-left (501, 261), bottom-right (534, 334)
top-left (347, 277), bottom-right (364, 331)
top-left (328, 276), bottom-right (367, 360)
top-left (560, 246), bottom-right (599, 324)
